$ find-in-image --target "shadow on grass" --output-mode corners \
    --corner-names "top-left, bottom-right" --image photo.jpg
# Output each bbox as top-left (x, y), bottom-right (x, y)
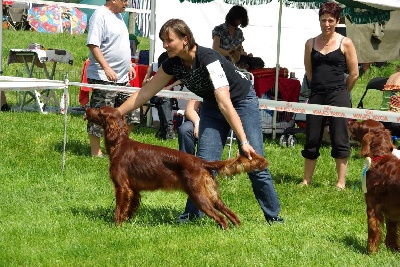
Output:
top-left (70, 203), bottom-right (186, 227)
top-left (54, 139), bottom-right (90, 156)
top-left (342, 235), bottom-right (367, 254)
top-left (70, 204), bottom-right (115, 224)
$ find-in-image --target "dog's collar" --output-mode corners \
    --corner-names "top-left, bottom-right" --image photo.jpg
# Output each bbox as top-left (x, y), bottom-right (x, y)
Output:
top-left (372, 155), bottom-right (386, 162)
top-left (361, 157), bottom-right (371, 193)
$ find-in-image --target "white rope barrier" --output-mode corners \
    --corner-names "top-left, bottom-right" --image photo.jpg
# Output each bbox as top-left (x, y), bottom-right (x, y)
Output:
top-left (0, 81), bottom-right (64, 90)
top-left (2, 76), bottom-right (400, 123)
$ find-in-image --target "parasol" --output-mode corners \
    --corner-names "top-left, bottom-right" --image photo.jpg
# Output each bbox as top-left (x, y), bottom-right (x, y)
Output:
top-left (62, 7), bottom-right (87, 34)
top-left (27, 5), bottom-right (87, 34)
top-left (27, 5), bottom-right (63, 33)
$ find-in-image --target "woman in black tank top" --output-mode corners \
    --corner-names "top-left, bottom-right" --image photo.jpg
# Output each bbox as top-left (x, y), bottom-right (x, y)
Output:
top-left (300, 2), bottom-right (359, 190)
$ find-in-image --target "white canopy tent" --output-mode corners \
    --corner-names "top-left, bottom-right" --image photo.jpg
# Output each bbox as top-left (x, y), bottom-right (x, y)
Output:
top-left (153, 0), bottom-right (320, 81)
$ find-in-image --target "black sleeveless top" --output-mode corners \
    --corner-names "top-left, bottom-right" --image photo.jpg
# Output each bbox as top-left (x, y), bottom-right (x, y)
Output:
top-left (162, 45), bottom-right (251, 105)
top-left (310, 37), bottom-right (347, 94)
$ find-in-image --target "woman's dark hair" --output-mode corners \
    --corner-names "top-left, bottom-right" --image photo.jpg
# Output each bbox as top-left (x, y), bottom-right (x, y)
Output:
top-left (319, 2), bottom-right (341, 21)
top-left (159, 19), bottom-right (196, 50)
top-left (225, 5), bottom-right (248, 28)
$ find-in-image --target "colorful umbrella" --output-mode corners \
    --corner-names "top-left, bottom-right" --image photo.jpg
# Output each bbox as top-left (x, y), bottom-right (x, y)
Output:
top-left (27, 5), bottom-right (87, 34)
top-left (62, 7), bottom-right (87, 34)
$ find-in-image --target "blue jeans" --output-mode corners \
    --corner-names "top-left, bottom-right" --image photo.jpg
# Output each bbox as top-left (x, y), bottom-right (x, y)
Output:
top-left (178, 120), bottom-right (196, 155)
top-left (182, 87), bottom-right (281, 220)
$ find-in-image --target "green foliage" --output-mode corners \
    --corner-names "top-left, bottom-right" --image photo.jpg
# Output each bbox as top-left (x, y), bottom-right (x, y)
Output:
top-left (1, 29), bottom-right (150, 79)
top-left (359, 61), bottom-right (400, 83)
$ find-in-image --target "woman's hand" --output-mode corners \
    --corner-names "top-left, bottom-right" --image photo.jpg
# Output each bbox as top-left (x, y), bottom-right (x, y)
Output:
top-left (241, 142), bottom-right (256, 160)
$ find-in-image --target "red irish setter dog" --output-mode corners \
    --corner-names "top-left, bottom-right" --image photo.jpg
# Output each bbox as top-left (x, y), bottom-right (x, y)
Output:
top-left (86, 106), bottom-right (268, 229)
top-left (360, 129), bottom-right (400, 253)
top-left (348, 119), bottom-right (385, 143)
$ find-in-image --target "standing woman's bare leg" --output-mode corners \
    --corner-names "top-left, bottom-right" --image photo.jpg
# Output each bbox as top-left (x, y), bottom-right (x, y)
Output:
top-left (302, 158), bottom-right (317, 185)
top-left (335, 158), bottom-right (348, 189)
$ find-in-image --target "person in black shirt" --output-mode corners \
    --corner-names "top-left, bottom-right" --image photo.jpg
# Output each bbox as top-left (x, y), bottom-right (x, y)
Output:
top-left (301, 2), bottom-right (359, 190)
top-left (118, 18), bottom-right (283, 224)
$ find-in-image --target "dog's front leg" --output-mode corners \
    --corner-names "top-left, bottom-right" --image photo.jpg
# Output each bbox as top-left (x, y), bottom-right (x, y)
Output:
top-left (366, 202), bottom-right (383, 253)
top-left (114, 186), bottom-right (134, 225)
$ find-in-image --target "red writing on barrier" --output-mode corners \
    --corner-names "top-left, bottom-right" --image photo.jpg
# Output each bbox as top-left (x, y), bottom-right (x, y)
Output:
top-left (329, 111), bottom-right (346, 117)
top-left (275, 105), bottom-right (306, 114)
top-left (353, 113), bottom-right (388, 121)
top-left (313, 110), bottom-right (346, 117)
top-left (259, 105), bottom-right (273, 110)
top-left (312, 110), bottom-right (329, 116)
top-left (291, 108), bottom-right (306, 114)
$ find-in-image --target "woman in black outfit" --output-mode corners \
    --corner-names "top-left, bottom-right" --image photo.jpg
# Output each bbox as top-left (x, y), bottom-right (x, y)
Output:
top-left (301, 2), bottom-right (359, 190)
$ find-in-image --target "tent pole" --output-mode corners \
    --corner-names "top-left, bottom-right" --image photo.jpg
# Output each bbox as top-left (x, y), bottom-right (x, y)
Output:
top-left (273, 0), bottom-right (283, 140)
top-left (148, 0), bottom-right (156, 65)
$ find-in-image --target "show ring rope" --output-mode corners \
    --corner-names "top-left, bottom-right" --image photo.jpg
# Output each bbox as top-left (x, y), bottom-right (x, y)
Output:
top-left (1, 76), bottom-right (400, 123)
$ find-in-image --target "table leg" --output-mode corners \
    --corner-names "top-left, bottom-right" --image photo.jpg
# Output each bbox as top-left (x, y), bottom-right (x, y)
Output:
top-left (19, 55), bottom-right (59, 113)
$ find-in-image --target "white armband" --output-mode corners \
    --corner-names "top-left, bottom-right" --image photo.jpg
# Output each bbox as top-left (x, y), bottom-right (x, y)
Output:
top-left (206, 61), bottom-right (229, 89)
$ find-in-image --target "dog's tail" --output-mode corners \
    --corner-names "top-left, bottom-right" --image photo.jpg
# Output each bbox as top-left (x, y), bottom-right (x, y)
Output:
top-left (203, 152), bottom-right (268, 177)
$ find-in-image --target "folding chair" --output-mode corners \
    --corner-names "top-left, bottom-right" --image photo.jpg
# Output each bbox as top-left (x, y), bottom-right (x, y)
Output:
top-left (356, 77), bottom-right (388, 109)
top-left (6, 6), bottom-right (28, 31)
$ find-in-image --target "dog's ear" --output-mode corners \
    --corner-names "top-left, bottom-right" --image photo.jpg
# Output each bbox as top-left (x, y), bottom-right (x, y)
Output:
top-left (361, 131), bottom-right (373, 157)
top-left (383, 129), bottom-right (394, 152)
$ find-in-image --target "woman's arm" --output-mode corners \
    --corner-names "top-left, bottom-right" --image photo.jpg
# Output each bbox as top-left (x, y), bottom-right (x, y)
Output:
top-left (214, 87), bottom-right (255, 158)
top-left (303, 38), bottom-right (313, 82)
top-left (117, 67), bottom-right (173, 115)
top-left (185, 100), bottom-right (201, 139)
top-left (342, 37), bottom-right (359, 92)
top-left (163, 80), bottom-right (182, 91)
top-left (212, 36), bottom-right (231, 57)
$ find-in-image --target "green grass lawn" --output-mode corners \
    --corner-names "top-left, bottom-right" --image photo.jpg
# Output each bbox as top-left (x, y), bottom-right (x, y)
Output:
top-left (1, 29), bottom-right (400, 266)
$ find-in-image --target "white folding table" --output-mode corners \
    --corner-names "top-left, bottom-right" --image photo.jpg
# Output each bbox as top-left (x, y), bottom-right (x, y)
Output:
top-left (7, 49), bottom-right (73, 113)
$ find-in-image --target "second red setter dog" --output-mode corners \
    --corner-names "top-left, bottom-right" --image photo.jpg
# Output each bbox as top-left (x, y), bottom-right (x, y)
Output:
top-left (86, 106), bottom-right (268, 229)
top-left (348, 119), bottom-right (385, 143)
top-left (361, 129), bottom-right (400, 253)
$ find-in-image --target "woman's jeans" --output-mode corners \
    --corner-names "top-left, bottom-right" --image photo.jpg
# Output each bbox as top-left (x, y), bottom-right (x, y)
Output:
top-left (178, 120), bottom-right (196, 155)
top-left (181, 87), bottom-right (281, 221)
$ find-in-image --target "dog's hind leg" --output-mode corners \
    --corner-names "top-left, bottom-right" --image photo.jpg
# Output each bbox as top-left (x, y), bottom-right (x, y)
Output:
top-left (385, 220), bottom-right (400, 251)
top-left (191, 194), bottom-right (230, 230)
top-left (126, 191), bottom-right (141, 219)
top-left (186, 173), bottom-right (231, 229)
top-left (214, 198), bottom-right (240, 226)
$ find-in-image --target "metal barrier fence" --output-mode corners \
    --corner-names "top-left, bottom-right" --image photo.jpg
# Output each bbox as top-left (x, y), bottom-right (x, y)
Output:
top-left (15, 69), bottom-right (82, 107)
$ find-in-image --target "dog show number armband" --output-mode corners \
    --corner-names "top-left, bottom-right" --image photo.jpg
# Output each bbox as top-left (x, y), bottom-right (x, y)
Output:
top-left (206, 60), bottom-right (229, 90)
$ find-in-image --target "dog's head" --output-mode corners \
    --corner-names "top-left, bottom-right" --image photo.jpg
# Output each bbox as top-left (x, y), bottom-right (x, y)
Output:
top-left (86, 106), bottom-right (128, 134)
top-left (348, 119), bottom-right (385, 143)
top-left (360, 129), bottom-right (393, 158)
